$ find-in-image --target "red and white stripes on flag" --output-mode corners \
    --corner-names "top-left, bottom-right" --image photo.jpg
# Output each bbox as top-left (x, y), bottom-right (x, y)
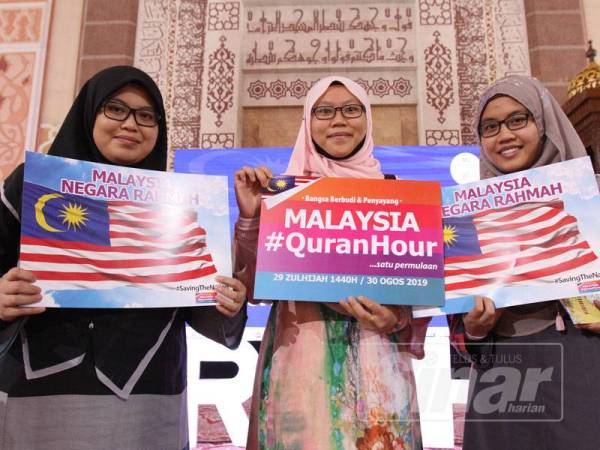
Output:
top-left (20, 201), bottom-right (217, 290)
top-left (444, 200), bottom-right (599, 298)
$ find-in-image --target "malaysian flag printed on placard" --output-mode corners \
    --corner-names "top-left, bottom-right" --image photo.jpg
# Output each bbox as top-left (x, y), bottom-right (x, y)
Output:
top-left (443, 200), bottom-right (599, 298)
top-left (19, 182), bottom-right (217, 290)
top-left (262, 175), bottom-right (314, 196)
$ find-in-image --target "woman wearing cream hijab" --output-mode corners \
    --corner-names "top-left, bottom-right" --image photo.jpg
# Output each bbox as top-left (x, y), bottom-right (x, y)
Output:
top-left (234, 76), bottom-right (429, 449)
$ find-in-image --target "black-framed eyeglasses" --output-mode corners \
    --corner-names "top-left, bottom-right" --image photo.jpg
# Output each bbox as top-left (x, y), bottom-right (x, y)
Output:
top-left (101, 99), bottom-right (161, 127)
top-left (312, 104), bottom-right (365, 120)
top-left (479, 112), bottom-right (531, 138)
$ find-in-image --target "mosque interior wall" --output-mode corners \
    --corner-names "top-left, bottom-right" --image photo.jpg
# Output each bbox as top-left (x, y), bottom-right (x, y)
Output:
top-left (1, 0), bottom-right (597, 175)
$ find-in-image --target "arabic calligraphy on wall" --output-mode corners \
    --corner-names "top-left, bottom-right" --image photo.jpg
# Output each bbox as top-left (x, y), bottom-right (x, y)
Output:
top-left (245, 36), bottom-right (414, 66)
top-left (246, 5), bottom-right (413, 34)
top-left (243, 4), bottom-right (416, 68)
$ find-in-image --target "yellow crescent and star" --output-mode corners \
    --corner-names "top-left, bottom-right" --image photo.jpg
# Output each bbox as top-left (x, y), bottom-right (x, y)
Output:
top-left (266, 177), bottom-right (290, 193)
top-left (443, 224), bottom-right (457, 247)
top-left (34, 194), bottom-right (89, 232)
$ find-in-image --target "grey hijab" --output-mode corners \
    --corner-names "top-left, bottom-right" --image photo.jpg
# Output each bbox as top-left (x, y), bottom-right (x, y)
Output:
top-left (475, 75), bottom-right (587, 179)
top-left (475, 76), bottom-right (589, 336)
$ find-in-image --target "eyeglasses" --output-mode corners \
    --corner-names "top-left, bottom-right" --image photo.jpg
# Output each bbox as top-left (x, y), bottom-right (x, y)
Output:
top-left (101, 100), bottom-right (161, 127)
top-left (479, 112), bottom-right (531, 138)
top-left (312, 104), bottom-right (365, 120)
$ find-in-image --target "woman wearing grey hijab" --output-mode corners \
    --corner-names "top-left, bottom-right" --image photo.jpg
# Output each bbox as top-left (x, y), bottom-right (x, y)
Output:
top-left (450, 75), bottom-right (600, 450)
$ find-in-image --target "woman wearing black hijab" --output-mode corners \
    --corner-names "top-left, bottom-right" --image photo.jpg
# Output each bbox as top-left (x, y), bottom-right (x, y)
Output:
top-left (0, 66), bottom-right (247, 450)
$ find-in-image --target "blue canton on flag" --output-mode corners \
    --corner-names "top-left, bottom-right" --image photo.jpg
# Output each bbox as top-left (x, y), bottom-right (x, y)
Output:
top-left (443, 215), bottom-right (483, 259)
top-left (21, 182), bottom-right (110, 245)
top-left (266, 175), bottom-right (297, 194)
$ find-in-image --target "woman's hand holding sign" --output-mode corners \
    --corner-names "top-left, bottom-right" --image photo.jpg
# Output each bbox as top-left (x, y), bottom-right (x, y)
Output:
top-left (339, 295), bottom-right (408, 334)
top-left (0, 267), bottom-right (45, 321)
top-left (214, 275), bottom-right (246, 318)
top-left (463, 296), bottom-right (503, 339)
top-left (234, 166), bottom-right (272, 219)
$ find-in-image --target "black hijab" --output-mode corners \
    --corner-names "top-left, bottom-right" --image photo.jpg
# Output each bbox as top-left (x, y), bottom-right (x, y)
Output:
top-left (48, 65), bottom-right (168, 169)
top-left (2, 65), bottom-right (168, 224)
top-left (0, 66), bottom-right (175, 397)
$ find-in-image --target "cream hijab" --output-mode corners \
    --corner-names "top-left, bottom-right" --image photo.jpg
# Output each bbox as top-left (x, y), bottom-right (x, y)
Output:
top-left (286, 76), bottom-right (383, 178)
top-left (475, 75), bottom-right (587, 179)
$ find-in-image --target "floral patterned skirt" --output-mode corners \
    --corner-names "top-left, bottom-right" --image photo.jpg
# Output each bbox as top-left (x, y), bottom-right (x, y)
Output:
top-left (246, 302), bottom-right (423, 450)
